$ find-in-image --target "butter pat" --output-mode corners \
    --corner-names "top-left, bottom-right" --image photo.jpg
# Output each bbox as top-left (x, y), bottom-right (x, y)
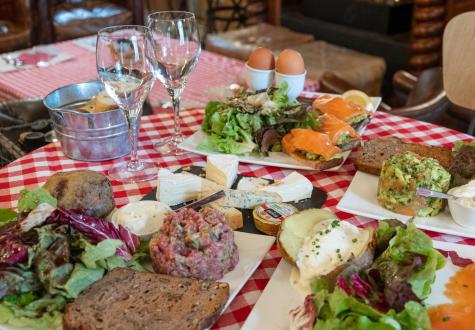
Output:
top-left (206, 155), bottom-right (239, 188)
top-left (156, 168), bottom-right (202, 206)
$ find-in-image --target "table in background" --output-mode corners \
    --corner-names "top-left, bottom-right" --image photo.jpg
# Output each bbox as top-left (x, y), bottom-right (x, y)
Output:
top-left (0, 36), bottom-right (317, 107)
top-left (1, 105), bottom-right (474, 329)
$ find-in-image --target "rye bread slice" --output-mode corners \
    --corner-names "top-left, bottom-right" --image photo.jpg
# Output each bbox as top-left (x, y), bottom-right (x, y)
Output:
top-left (355, 137), bottom-right (453, 176)
top-left (63, 268), bottom-right (229, 330)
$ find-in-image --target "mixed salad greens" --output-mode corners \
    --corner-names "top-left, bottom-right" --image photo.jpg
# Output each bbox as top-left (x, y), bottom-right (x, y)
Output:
top-left (0, 189), bottom-right (150, 330)
top-left (199, 82), bottom-right (319, 154)
top-left (291, 220), bottom-right (446, 330)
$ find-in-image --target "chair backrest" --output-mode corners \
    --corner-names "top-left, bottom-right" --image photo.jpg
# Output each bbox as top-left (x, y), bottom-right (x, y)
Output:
top-left (406, 67), bottom-right (444, 106)
top-left (443, 11), bottom-right (475, 111)
top-left (206, 0), bottom-right (280, 34)
top-left (0, 0), bottom-right (32, 27)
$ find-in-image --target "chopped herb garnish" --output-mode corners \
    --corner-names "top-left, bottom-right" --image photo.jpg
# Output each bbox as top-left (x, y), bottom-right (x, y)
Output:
top-left (442, 316), bottom-right (451, 322)
top-left (352, 238), bottom-right (358, 243)
top-left (325, 229), bottom-right (330, 234)
top-left (331, 220), bottom-right (340, 228)
top-left (336, 249), bottom-right (340, 253)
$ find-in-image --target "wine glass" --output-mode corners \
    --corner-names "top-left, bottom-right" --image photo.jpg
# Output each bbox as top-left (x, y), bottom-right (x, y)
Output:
top-left (96, 25), bottom-right (157, 183)
top-left (147, 11), bottom-right (201, 155)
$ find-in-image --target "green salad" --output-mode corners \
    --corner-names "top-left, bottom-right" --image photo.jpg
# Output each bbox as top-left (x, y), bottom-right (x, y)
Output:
top-left (291, 220), bottom-right (446, 330)
top-left (0, 189), bottom-right (150, 330)
top-left (199, 82), bottom-right (319, 154)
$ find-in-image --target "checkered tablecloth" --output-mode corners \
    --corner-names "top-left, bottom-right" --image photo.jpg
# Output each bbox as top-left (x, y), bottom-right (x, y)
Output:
top-left (1, 105), bottom-right (475, 329)
top-left (0, 36), bottom-right (316, 108)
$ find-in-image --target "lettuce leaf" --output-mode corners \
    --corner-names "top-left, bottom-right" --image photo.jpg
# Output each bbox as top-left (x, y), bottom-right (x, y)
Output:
top-left (306, 278), bottom-right (431, 330)
top-left (372, 222), bottom-right (446, 302)
top-left (454, 140), bottom-right (475, 152)
top-left (17, 189), bottom-right (57, 214)
top-left (46, 208), bottom-right (140, 260)
top-left (58, 263), bottom-right (104, 299)
top-left (0, 209), bottom-right (17, 226)
top-left (0, 294), bottom-right (64, 330)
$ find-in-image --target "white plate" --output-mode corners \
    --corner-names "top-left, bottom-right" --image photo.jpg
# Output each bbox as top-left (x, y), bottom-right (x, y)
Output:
top-left (178, 93), bottom-right (381, 171)
top-left (1, 232), bottom-right (275, 330)
top-left (242, 240), bottom-right (475, 329)
top-left (337, 171), bottom-right (475, 238)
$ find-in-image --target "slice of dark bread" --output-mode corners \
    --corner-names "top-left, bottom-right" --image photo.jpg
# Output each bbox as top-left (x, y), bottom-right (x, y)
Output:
top-left (355, 137), bottom-right (453, 176)
top-left (449, 145), bottom-right (475, 186)
top-left (63, 268), bottom-right (229, 330)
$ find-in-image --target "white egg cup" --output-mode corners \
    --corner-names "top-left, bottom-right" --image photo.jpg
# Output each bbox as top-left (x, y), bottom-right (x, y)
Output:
top-left (275, 70), bottom-right (307, 99)
top-left (245, 63), bottom-right (275, 91)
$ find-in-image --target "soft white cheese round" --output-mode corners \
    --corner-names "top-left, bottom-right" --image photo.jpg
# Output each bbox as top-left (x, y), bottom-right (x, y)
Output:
top-left (291, 219), bottom-right (369, 294)
top-left (112, 201), bottom-right (172, 237)
top-left (451, 180), bottom-right (475, 208)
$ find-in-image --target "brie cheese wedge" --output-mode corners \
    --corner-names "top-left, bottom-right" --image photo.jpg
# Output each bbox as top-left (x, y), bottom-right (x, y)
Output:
top-left (261, 172), bottom-right (313, 202)
top-left (237, 171), bottom-right (313, 203)
top-left (205, 155), bottom-right (239, 188)
top-left (156, 168), bottom-right (202, 206)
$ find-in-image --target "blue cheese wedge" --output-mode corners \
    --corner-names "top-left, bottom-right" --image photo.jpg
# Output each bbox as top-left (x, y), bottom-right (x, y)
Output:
top-left (201, 177), bottom-right (282, 209)
top-left (237, 172), bottom-right (313, 203)
top-left (156, 168), bottom-right (202, 206)
top-left (205, 155), bottom-right (239, 188)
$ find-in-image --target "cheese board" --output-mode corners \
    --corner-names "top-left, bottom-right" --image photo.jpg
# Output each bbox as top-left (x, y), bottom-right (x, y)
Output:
top-left (142, 166), bottom-right (327, 235)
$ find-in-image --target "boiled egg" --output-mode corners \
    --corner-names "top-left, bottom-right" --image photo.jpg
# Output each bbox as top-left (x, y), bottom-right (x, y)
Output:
top-left (276, 49), bottom-right (305, 75)
top-left (247, 47), bottom-right (275, 71)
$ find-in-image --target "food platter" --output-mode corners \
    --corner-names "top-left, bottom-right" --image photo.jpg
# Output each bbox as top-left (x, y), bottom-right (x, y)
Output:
top-left (242, 240), bottom-right (474, 329)
top-left (178, 92), bottom-right (382, 171)
top-left (337, 171), bottom-right (475, 238)
top-left (142, 166), bottom-right (327, 235)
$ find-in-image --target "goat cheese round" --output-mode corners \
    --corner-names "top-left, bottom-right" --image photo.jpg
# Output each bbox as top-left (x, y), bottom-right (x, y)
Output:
top-left (112, 201), bottom-right (172, 237)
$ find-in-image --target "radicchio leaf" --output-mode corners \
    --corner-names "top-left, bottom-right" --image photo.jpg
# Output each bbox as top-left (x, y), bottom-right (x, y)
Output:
top-left (437, 249), bottom-right (473, 267)
top-left (0, 222), bottom-right (30, 265)
top-left (336, 273), bottom-right (388, 312)
top-left (46, 208), bottom-right (139, 260)
top-left (289, 294), bottom-right (316, 330)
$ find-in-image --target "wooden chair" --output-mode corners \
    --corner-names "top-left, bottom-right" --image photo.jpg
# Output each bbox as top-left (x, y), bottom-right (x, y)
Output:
top-left (205, 0), bottom-right (313, 61)
top-left (320, 67), bottom-right (451, 125)
top-left (443, 12), bottom-right (475, 136)
top-left (35, 0), bottom-right (145, 43)
top-left (0, 0), bottom-right (33, 53)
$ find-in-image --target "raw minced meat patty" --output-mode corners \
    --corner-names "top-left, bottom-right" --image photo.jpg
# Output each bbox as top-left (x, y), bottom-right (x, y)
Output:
top-left (149, 208), bottom-right (239, 280)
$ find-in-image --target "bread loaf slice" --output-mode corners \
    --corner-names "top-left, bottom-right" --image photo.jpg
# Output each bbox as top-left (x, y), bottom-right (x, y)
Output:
top-left (63, 268), bottom-right (229, 330)
top-left (355, 137), bottom-right (453, 176)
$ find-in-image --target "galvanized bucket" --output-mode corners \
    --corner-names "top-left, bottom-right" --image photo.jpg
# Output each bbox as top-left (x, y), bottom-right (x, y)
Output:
top-left (43, 80), bottom-right (130, 161)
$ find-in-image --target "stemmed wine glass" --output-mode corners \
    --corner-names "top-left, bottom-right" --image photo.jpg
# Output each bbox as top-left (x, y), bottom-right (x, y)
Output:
top-left (96, 25), bottom-right (157, 182)
top-left (147, 11), bottom-right (201, 155)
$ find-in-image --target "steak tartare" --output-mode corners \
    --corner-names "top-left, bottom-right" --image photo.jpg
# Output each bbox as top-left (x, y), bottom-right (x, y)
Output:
top-left (149, 208), bottom-right (239, 280)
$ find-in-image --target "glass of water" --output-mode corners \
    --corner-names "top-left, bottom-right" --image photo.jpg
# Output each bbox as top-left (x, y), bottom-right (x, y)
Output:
top-left (96, 25), bottom-right (157, 182)
top-left (147, 11), bottom-right (201, 155)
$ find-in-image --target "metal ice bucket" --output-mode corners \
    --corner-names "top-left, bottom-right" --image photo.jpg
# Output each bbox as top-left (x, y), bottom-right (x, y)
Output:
top-left (43, 80), bottom-right (130, 161)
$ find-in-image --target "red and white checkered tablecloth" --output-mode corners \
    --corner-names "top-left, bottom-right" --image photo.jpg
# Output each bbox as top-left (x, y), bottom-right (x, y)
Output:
top-left (1, 106), bottom-right (475, 329)
top-left (0, 37), bottom-right (316, 107)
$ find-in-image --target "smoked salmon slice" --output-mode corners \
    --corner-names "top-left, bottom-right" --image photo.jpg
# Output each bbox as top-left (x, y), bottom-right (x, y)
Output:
top-left (312, 95), bottom-right (371, 124)
top-left (317, 114), bottom-right (359, 146)
top-left (429, 263), bottom-right (475, 330)
top-left (282, 128), bottom-right (342, 160)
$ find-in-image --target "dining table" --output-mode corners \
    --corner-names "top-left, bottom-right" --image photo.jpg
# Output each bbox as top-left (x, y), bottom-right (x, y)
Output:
top-left (1, 36), bottom-right (475, 330)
